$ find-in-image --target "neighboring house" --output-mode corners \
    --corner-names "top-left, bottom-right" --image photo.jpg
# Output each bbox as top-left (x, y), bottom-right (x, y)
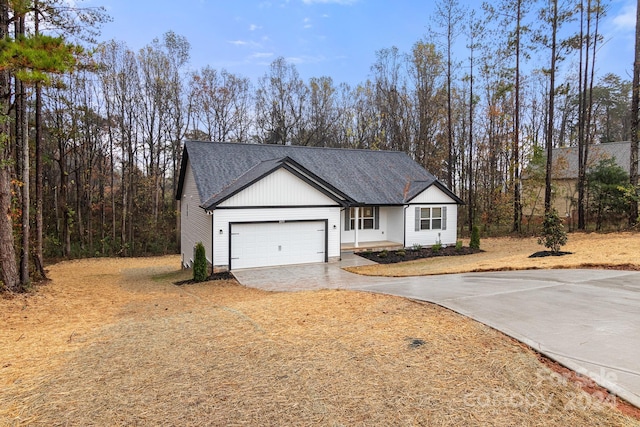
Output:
top-left (176, 141), bottom-right (463, 270)
top-left (523, 141), bottom-right (638, 221)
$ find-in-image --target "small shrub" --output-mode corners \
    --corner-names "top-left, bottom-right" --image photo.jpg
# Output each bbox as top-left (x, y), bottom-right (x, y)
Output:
top-left (411, 243), bottom-right (423, 251)
top-left (193, 242), bottom-right (208, 282)
top-left (378, 249), bottom-right (388, 258)
top-left (431, 242), bottom-right (442, 253)
top-left (455, 240), bottom-right (463, 251)
top-left (538, 209), bottom-right (568, 253)
top-left (470, 225), bottom-right (481, 249)
top-left (396, 249), bottom-right (406, 257)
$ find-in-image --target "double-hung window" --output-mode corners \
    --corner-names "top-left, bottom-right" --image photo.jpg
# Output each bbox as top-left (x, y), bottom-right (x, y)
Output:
top-left (350, 207), bottom-right (375, 230)
top-left (417, 206), bottom-right (447, 230)
top-left (345, 207), bottom-right (379, 230)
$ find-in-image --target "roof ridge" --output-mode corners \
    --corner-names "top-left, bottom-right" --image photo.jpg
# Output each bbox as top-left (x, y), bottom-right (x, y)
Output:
top-left (185, 139), bottom-right (407, 155)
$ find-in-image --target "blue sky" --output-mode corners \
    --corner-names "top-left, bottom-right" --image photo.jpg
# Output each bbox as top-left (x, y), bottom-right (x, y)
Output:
top-left (87, 0), bottom-right (637, 86)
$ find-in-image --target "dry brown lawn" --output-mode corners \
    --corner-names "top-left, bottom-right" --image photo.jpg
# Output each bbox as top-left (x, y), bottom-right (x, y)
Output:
top-left (346, 232), bottom-right (640, 277)
top-left (1, 251), bottom-right (639, 426)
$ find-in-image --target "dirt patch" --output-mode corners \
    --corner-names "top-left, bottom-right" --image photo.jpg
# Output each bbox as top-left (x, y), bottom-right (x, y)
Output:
top-left (1, 256), bottom-right (638, 426)
top-left (356, 245), bottom-right (483, 264)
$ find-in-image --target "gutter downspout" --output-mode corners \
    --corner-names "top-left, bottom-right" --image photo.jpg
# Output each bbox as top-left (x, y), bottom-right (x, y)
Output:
top-left (210, 211), bottom-right (214, 272)
top-left (339, 207), bottom-right (344, 260)
top-left (403, 205), bottom-right (408, 248)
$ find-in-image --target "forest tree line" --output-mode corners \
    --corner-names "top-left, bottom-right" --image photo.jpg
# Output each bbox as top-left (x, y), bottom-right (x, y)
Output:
top-left (1, 0), bottom-right (639, 292)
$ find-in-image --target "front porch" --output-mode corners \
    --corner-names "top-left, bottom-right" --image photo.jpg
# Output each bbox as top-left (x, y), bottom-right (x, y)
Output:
top-left (341, 206), bottom-right (405, 251)
top-left (340, 240), bottom-right (404, 252)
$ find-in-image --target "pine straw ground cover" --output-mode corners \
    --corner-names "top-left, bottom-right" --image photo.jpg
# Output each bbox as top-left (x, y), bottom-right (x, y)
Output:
top-left (1, 255), bottom-right (639, 426)
top-left (346, 232), bottom-right (640, 277)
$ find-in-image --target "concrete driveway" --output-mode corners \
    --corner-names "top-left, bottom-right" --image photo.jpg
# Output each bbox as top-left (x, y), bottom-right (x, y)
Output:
top-left (233, 257), bottom-right (640, 409)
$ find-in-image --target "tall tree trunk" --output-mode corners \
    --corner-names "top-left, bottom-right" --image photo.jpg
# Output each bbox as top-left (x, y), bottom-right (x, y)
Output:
top-left (446, 29), bottom-right (454, 189)
top-left (577, 0), bottom-right (592, 230)
top-left (631, 0), bottom-right (640, 225)
top-left (545, 0), bottom-right (558, 214)
top-left (468, 45), bottom-right (474, 232)
top-left (512, 0), bottom-right (523, 233)
top-left (19, 77), bottom-right (29, 284)
top-left (16, 14), bottom-right (30, 285)
top-left (33, 0), bottom-right (45, 278)
top-left (0, 0), bottom-right (20, 291)
top-left (34, 80), bottom-right (46, 278)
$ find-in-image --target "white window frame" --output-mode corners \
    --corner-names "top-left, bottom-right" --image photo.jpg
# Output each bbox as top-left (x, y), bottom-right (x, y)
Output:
top-left (420, 207), bottom-right (443, 230)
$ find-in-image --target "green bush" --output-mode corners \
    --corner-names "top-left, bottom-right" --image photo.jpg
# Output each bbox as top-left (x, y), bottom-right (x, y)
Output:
top-left (411, 243), bottom-right (422, 251)
top-left (538, 209), bottom-right (568, 253)
top-left (193, 242), bottom-right (208, 282)
top-left (378, 249), bottom-right (388, 258)
top-left (455, 240), bottom-right (463, 251)
top-left (396, 249), bottom-right (406, 257)
top-left (470, 225), bottom-right (481, 249)
top-left (431, 242), bottom-right (442, 253)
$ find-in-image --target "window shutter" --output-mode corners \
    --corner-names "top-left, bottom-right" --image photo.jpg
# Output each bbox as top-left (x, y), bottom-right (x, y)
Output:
top-left (442, 206), bottom-right (447, 230)
top-left (374, 206), bottom-right (380, 229)
top-left (345, 208), bottom-right (351, 231)
top-left (415, 207), bottom-right (421, 231)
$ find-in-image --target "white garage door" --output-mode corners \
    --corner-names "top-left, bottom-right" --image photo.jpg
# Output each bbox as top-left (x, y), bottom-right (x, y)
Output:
top-left (230, 221), bottom-right (326, 269)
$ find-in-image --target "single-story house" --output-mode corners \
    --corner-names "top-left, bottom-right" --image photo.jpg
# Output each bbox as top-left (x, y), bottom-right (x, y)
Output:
top-left (176, 141), bottom-right (463, 270)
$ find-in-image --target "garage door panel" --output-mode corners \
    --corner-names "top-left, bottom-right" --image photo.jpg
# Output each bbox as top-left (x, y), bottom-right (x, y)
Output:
top-left (231, 221), bottom-right (325, 269)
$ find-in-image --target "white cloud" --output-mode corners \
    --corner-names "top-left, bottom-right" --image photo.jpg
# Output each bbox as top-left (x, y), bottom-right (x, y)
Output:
top-left (249, 24), bottom-right (262, 31)
top-left (228, 40), bottom-right (262, 49)
top-left (612, 2), bottom-right (636, 31)
top-left (251, 52), bottom-right (274, 59)
top-left (303, 17), bottom-right (313, 29)
top-left (285, 54), bottom-right (326, 64)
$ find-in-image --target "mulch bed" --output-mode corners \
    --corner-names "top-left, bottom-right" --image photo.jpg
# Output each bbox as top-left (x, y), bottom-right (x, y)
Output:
top-left (528, 251), bottom-right (573, 258)
top-left (356, 245), bottom-right (483, 264)
top-left (174, 271), bottom-right (235, 285)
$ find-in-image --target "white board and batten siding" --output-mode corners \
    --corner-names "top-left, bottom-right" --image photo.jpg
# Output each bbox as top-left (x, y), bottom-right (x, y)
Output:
top-left (218, 168), bottom-right (337, 208)
top-left (180, 159), bottom-right (212, 267)
top-left (405, 185), bottom-right (458, 247)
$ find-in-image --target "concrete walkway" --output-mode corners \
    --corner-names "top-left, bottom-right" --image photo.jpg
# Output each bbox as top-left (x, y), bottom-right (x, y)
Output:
top-left (233, 256), bottom-right (640, 408)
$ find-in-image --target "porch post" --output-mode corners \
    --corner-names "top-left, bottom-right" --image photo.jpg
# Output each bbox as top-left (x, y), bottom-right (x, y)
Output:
top-left (354, 207), bottom-right (359, 248)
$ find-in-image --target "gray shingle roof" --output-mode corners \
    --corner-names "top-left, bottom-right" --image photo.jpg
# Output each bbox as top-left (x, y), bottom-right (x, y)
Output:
top-left (178, 141), bottom-right (462, 209)
top-left (551, 141), bottom-right (638, 179)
